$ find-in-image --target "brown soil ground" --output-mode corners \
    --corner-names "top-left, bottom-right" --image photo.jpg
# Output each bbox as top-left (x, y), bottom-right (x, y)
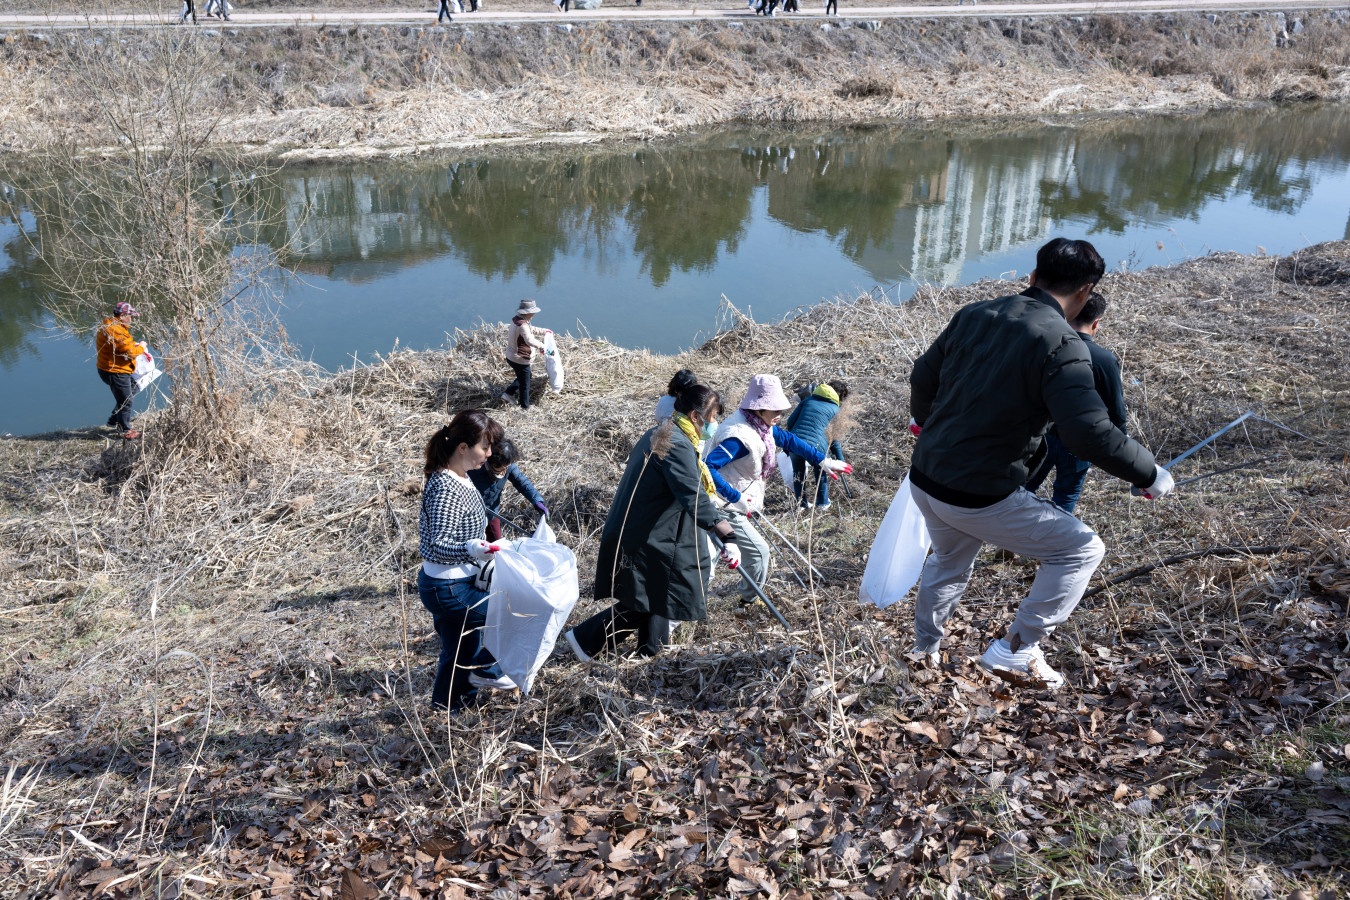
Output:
top-left (1, 10), bottom-right (1348, 158)
top-left (1, 242), bottom-right (1348, 897)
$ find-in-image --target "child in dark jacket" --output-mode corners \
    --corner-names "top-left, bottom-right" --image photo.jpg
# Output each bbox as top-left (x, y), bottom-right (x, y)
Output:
top-left (785, 380), bottom-right (850, 510)
top-left (469, 438), bottom-right (548, 541)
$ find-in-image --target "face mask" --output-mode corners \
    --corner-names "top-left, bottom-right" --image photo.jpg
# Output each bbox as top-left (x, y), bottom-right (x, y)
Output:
top-left (701, 420), bottom-right (718, 441)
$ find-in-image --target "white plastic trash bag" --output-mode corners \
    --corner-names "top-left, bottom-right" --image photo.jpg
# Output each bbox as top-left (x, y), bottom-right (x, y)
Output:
top-left (776, 450), bottom-right (794, 498)
top-left (859, 473), bottom-right (932, 609)
top-left (542, 331), bottom-right (564, 394)
top-left (484, 517), bottom-right (578, 693)
top-left (133, 349), bottom-right (162, 392)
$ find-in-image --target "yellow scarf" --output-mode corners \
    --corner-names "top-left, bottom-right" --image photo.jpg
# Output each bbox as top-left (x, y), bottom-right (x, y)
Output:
top-left (673, 412), bottom-right (717, 498)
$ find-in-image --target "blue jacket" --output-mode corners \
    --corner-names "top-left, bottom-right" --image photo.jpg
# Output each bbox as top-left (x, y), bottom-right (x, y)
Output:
top-left (468, 464), bottom-right (545, 521)
top-left (784, 385), bottom-right (841, 455)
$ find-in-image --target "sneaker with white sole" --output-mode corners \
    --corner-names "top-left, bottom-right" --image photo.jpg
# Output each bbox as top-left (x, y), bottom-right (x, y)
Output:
top-left (905, 647), bottom-right (940, 669)
top-left (978, 638), bottom-right (1065, 690)
top-left (564, 628), bottom-right (592, 663)
top-left (468, 673), bottom-right (516, 690)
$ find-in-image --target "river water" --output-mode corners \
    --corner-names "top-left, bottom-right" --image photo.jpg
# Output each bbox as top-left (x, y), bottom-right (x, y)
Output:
top-left (3, 104), bottom-right (1349, 436)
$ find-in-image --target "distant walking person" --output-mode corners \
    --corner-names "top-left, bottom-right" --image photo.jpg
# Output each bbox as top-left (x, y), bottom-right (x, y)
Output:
top-left (824, 0), bottom-right (837, 14)
top-left (437, 0), bottom-right (454, 22)
top-left (502, 299), bottom-right (548, 411)
top-left (203, 0), bottom-right (230, 19)
top-left (1024, 291), bottom-right (1127, 514)
top-left (96, 302), bottom-right (148, 441)
top-left (177, 0), bottom-right (197, 24)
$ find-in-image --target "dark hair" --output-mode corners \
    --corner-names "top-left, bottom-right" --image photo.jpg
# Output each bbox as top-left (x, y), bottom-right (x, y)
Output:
top-left (490, 437), bottom-right (520, 470)
top-left (666, 369), bottom-right (698, 398)
top-left (827, 379), bottom-right (850, 403)
top-left (1035, 238), bottom-right (1105, 295)
top-left (673, 383), bottom-right (719, 418)
top-left (1072, 291), bottom-right (1108, 328)
top-left (424, 409), bottom-right (502, 477)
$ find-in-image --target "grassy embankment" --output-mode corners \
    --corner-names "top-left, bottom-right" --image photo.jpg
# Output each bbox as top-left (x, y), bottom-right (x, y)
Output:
top-left (0, 10), bottom-right (1348, 157)
top-left (0, 241), bottom-right (1347, 897)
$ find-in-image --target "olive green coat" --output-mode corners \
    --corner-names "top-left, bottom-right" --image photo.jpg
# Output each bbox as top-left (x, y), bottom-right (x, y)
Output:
top-left (594, 421), bottom-right (726, 621)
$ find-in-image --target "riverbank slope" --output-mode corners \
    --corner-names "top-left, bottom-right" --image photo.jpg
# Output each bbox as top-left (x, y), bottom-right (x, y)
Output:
top-left (1, 243), bottom-right (1347, 896)
top-left (1, 10), bottom-right (1349, 157)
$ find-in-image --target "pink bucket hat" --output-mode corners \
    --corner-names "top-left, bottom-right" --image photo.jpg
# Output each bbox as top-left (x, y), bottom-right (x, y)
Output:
top-left (740, 374), bottom-right (791, 412)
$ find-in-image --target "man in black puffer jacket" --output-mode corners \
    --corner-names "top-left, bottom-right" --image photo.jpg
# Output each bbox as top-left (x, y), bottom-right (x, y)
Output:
top-left (907, 237), bottom-right (1174, 690)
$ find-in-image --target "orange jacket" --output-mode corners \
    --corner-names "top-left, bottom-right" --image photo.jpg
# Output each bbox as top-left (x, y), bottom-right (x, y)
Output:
top-left (96, 318), bottom-right (142, 374)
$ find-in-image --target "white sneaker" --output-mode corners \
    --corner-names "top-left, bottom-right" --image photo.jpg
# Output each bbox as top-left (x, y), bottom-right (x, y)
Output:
top-left (564, 628), bottom-right (592, 663)
top-left (978, 638), bottom-right (1064, 690)
top-left (468, 673), bottom-right (516, 690)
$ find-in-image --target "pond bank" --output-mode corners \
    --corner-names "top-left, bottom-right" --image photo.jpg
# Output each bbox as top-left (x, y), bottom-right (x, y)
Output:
top-left (1, 241), bottom-right (1348, 896)
top-left (1, 10), bottom-right (1349, 158)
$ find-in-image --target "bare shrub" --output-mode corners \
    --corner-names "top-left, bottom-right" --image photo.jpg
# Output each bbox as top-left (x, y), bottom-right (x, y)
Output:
top-left (837, 76), bottom-right (894, 99)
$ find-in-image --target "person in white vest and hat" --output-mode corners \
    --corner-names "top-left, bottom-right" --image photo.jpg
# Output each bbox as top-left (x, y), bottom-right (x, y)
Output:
top-left (705, 374), bottom-right (853, 605)
top-left (502, 298), bottom-right (548, 411)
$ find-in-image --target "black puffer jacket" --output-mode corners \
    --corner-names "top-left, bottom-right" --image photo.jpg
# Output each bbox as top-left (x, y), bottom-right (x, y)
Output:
top-left (909, 286), bottom-right (1156, 506)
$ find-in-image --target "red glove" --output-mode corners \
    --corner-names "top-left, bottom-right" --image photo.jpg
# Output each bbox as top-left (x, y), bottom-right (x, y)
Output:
top-left (908, 418), bottom-right (922, 437)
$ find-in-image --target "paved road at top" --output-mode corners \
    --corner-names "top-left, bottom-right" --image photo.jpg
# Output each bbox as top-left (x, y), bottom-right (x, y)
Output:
top-left (0, 0), bottom-right (1343, 27)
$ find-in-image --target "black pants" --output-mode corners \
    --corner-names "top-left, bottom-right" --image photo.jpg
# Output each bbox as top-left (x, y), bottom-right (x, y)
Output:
top-left (437, 0), bottom-right (452, 20)
top-left (570, 603), bottom-right (671, 659)
top-left (825, 0), bottom-right (836, 13)
top-left (99, 370), bottom-right (137, 431)
top-left (506, 360), bottom-right (532, 409)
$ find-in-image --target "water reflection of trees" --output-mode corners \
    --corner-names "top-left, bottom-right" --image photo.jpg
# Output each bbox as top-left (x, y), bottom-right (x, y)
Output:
top-left (1039, 106), bottom-right (1350, 230)
top-left (252, 107), bottom-right (1349, 287)
top-left (5, 107), bottom-right (1349, 358)
top-left (0, 221), bottom-right (48, 366)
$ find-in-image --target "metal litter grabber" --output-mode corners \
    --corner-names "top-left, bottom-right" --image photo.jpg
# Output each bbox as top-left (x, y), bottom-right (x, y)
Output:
top-left (1132, 411), bottom-right (1253, 496)
top-left (711, 533), bottom-right (792, 633)
top-left (754, 511), bottom-right (826, 584)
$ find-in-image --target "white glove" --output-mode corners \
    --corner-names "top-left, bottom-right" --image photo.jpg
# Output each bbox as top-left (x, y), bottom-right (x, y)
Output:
top-left (1142, 467), bottom-right (1175, 500)
top-left (466, 539), bottom-right (500, 561)
top-left (718, 541), bottom-right (741, 570)
top-left (726, 481), bottom-right (765, 515)
top-left (819, 458), bottom-right (852, 479)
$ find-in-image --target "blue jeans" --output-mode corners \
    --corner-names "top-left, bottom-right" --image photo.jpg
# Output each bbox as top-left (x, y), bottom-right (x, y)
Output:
top-left (790, 454), bottom-right (829, 507)
top-left (417, 569), bottom-right (500, 710)
top-left (1024, 434), bottom-right (1093, 514)
top-left (98, 369), bottom-right (137, 431)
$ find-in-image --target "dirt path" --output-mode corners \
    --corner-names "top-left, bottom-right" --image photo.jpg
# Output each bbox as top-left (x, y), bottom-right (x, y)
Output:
top-left (0, 0), bottom-right (1345, 27)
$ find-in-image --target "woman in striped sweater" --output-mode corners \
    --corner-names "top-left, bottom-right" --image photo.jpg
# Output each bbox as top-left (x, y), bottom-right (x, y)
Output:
top-left (418, 409), bottom-right (509, 711)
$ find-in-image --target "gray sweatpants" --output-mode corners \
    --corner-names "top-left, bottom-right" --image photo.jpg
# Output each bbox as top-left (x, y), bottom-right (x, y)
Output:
top-left (725, 510), bottom-right (772, 603)
top-left (910, 484), bottom-right (1104, 653)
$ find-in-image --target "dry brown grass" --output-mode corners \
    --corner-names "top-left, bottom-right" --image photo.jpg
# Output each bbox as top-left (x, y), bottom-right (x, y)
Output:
top-left (1, 12), bottom-right (1348, 157)
top-left (0, 241), bottom-right (1348, 896)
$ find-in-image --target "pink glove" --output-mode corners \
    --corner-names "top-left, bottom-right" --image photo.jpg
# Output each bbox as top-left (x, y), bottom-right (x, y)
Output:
top-left (718, 542), bottom-right (741, 570)
top-left (908, 418), bottom-right (922, 437)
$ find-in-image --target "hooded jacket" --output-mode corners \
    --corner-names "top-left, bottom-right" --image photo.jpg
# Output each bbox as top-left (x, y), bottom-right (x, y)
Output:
top-left (909, 286), bottom-right (1156, 506)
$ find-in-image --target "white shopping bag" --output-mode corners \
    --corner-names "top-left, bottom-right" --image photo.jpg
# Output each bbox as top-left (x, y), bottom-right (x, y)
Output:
top-left (542, 331), bottom-right (564, 394)
top-left (133, 350), bottom-right (162, 392)
top-left (484, 517), bottom-right (578, 693)
top-left (859, 473), bottom-right (932, 609)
